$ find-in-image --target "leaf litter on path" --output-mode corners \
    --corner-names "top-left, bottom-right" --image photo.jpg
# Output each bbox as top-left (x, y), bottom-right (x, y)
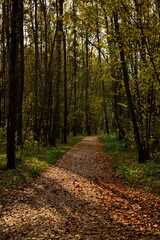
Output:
top-left (0, 136), bottom-right (160, 239)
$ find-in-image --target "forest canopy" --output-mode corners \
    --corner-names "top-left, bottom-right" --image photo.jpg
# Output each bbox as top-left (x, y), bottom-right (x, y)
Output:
top-left (0, 0), bottom-right (160, 168)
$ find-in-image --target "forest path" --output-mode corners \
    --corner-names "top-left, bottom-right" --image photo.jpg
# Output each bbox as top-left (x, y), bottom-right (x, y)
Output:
top-left (0, 136), bottom-right (160, 240)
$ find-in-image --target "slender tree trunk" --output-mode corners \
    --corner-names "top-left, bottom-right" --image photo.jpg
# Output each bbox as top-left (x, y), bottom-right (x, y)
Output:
top-left (2, 1), bottom-right (10, 125)
top-left (85, 28), bottom-right (91, 136)
top-left (114, 12), bottom-right (146, 163)
top-left (95, 3), bottom-right (109, 134)
top-left (72, 0), bottom-right (78, 137)
top-left (0, 2), bottom-right (5, 127)
top-left (102, 9), bottom-right (125, 138)
top-left (47, 33), bottom-right (57, 145)
top-left (133, 0), bottom-right (155, 158)
top-left (17, 0), bottom-right (24, 147)
top-left (50, 0), bottom-right (64, 145)
top-left (7, 0), bottom-right (19, 169)
top-left (34, 0), bottom-right (39, 140)
top-left (129, 0), bottom-right (160, 85)
top-left (113, 80), bottom-right (125, 140)
top-left (63, 31), bottom-right (67, 143)
top-left (40, 0), bottom-right (49, 145)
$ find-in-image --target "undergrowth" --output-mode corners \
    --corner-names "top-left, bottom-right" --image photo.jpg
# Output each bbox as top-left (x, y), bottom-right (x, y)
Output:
top-left (0, 136), bottom-right (83, 194)
top-left (99, 135), bottom-right (160, 194)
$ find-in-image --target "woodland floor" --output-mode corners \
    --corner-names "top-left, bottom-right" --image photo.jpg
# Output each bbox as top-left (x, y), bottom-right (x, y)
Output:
top-left (0, 136), bottom-right (160, 240)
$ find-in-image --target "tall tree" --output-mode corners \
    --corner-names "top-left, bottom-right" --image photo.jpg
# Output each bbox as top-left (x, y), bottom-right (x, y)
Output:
top-left (72, 0), bottom-right (78, 136)
top-left (114, 12), bottom-right (146, 163)
top-left (95, 1), bottom-right (109, 134)
top-left (33, 0), bottom-right (40, 140)
top-left (85, 27), bottom-right (91, 136)
top-left (50, 0), bottom-right (64, 145)
top-left (63, 30), bottom-right (68, 143)
top-left (7, 0), bottom-right (19, 169)
top-left (17, 0), bottom-right (25, 147)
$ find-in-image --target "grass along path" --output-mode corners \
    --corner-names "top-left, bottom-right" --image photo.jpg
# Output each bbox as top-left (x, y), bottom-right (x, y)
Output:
top-left (99, 135), bottom-right (160, 194)
top-left (0, 136), bottom-right (83, 200)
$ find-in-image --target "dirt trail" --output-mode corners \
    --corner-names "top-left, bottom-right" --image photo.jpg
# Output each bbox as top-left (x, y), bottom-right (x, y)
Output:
top-left (0, 136), bottom-right (160, 239)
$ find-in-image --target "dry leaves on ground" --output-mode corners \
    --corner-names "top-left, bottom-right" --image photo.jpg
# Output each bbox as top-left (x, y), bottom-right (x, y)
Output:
top-left (0, 136), bottom-right (160, 239)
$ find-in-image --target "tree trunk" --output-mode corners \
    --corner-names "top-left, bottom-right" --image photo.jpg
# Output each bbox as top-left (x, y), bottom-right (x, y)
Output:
top-left (72, 0), bottom-right (78, 137)
top-left (114, 12), bottom-right (146, 163)
top-left (7, 0), bottom-right (19, 169)
top-left (34, 0), bottom-right (39, 141)
top-left (0, 3), bottom-right (5, 127)
top-left (63, 31), bottom-right (68, 143)
top-left (102, 8), bottom-right (125, 138)
top-left (50, 0), bottom-right (64, 145)
top-left (95, 3), bottom-right (109, 134)
top-left (17, 0), bottom-right (24, 147)
top-left (85, 28), bottom-right (91, 136)
top-left (113, 80), bottom-right (126, 141)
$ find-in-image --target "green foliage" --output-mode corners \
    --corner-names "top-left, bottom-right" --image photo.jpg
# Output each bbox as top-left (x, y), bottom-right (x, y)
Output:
top-left (0, 125), bottom-right (7, 149)
top-left (0, 136), bottom-right (83, 192)
top-left (0, 151), bottom-right (6, 169)
top-left (116, 161), bottom-right (160, 191)
top-left (99, 135), bottom-right (136, 157)
top-left (99, 135), bottom-right (160, 194)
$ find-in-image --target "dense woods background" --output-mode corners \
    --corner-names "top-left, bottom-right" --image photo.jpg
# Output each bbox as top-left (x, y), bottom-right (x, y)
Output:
top-left (0, 0), bottom-right (160, 168)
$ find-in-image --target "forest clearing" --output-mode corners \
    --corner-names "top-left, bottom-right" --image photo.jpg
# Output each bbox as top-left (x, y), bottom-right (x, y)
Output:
top-left (0, 136), bottom-right (160, 240)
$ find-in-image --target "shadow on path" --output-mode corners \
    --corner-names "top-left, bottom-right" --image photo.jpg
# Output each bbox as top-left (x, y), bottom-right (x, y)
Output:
top-left (0, 136), bottom-right (159, 240)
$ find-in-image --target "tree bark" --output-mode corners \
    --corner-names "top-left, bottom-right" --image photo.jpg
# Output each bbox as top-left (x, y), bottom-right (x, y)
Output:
top-left (114, 12), bottom-right (146, 163)
top-left (63, 31), bottom-right (68, 143)
top-left (95, 3), bottom-right (109, 134)
top-left (34, 0), bottom-right (39, 140)
top-left (50, 0), bottom-right (64, 145)
top-left (7, 0), bottom-right (19, 169)
top-left (72, 0), bottom-right (78, 137)
top-left (17, 0), bottom-right (24, 147)
top-left (85, 28), bottom-right (91, 136)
